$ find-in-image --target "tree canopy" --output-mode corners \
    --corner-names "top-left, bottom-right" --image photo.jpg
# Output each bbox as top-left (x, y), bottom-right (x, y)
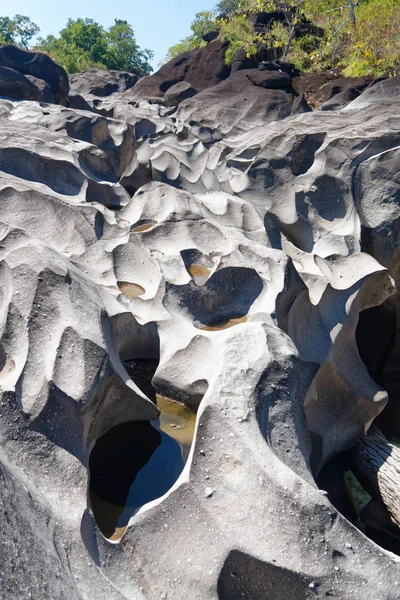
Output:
top-left (36, 18), bottom-right (153, 74)
top-left (163, 11), bottom-right (218, 64)
top-left (0, 15), bottom-right (39, 49)
top-left (165, 0), bottom-right (400, 78)
top-left (0, 14), bottom-right (153, 75)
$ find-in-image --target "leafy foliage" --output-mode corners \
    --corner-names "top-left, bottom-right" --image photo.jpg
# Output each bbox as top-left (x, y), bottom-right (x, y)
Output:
top-left (35, 18), bottom-right (153, 75)
top-left (217, 0), bottom-right (400, 77)
top-left (0, 14), bottom-right (39, 49)
top-left (341, 0), bottom-right (400, 77)
top-left (191, 11), bottom-right (218, 42)
top-left (219, 15), bottom-right (263, 64)
top-left (164, 11), bottom-right (218, 62)
top-left (216, 0), bottom-right (243, 15)
top-left (163, 39), bottom-right (194, 64)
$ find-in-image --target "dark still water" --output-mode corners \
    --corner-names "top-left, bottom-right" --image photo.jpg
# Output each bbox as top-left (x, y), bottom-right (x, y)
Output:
top-left (89, 395), bottom-right (196, 540)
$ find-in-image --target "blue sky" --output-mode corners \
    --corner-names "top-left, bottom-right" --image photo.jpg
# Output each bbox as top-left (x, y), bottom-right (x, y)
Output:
top-left (3, 0), bottom-right (217, 68)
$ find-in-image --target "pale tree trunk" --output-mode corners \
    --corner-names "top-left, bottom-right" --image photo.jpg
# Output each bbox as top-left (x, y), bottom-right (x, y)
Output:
top-left (349, 429), bottom-right (400, 528)
top-left (347, 0), bottom-right (360, 28)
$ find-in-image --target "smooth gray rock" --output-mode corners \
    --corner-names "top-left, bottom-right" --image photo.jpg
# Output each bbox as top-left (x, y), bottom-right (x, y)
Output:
top-left (69, 68), bottom-right (139, 97)
top-left (164, 81), bottom-right (198, 107)
top-left (0, 66), bottom-right (42, 102)
top-left (0, 44), bottom-right (69, 104)
top-left (345, 74), bottom-right (400, 110)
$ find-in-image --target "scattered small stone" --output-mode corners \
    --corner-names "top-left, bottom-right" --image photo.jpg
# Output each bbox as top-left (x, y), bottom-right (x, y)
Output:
top-left (200, 449), bottom-right (206, 456)
top-left (205, 487), bottom-right (213, 498)
top-left (308, 582), bottom-right (316, 589)
top-left (345, 543), bottom-right (353, 550)
top-left (319, 490), bottom-right (329, 496)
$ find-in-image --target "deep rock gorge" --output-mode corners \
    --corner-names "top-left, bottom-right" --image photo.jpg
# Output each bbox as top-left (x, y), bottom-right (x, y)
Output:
top-left (1, 44), bottom-right (400, 599)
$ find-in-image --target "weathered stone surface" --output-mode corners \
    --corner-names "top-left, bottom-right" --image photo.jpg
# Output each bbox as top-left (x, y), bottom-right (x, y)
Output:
top-left (25, 74), bottom-right (56, 103)
top-left (0, 66), bottom-right (42, 101)
top-left (345, 74), bottom-right (400, 110)
top-left (69, 68), bottom-right (139, 97)
top-left (164, 80), bottom-right (198, 107)
top-left (176, 68), bottom-right (307, 139)
top-left (1, 63), bottom-right (400, 600)
top-left (317, 76), bottom-right (373, 111)
top-left (131, 39), bottom-right (231, 99)
top-left (245, 69), bottom-right (293, 89)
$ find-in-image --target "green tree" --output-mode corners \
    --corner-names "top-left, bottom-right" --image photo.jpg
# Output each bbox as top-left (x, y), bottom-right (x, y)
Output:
top-left (163, 38), bottom-right (193, 63)
top-left (36, 18), bottom-right (153, 74)
top-left (164, 10), bottom-right (217, 63)
top-left (104, 19), bottom-right (153, 73)
top-left (215, 0), bottom-right (243, 15)
top-left (0, 14), bottom-right (40, 49)
top-left (190, 11), bottom-right (217, 42)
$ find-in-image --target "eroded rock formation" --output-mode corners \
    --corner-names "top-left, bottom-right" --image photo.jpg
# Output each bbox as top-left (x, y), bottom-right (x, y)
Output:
top-left (1, 49), bottom-right (400, 600)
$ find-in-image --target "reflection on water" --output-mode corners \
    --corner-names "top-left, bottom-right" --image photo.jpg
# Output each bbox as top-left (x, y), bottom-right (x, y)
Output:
top-left (132, 220), bottom-right (158, 232)
top-left (198, 315), bottom-right (248, 331)
top-left (188, 263), bottom-right (211, 286)
top-left (117, 281), bottom-right (146, 299)
top-left (89, 394), bottom-right (196, 540)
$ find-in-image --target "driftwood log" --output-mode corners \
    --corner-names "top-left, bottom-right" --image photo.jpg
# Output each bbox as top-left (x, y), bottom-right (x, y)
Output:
top-left (348, 428), bottom-right (400, 527)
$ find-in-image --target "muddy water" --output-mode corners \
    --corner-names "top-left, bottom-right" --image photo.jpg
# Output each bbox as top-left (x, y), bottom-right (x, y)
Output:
top-left (188, 263), bottom-right (211, 286)
top-left (117, 281), bottom-right (146, 299)
top-left (198, 315), bottom-right (248, 331)
top-left (132, 220), bottom-right (158, 232)
top-left (89, 393), bottom-right (196, 540)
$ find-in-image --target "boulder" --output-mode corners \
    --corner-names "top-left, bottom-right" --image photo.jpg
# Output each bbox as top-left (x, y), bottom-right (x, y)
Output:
top-left (202, 30), bottom-right (219, 43)
top-left (258, 60), bottom-right (300, 78)
top-left (69, 69), bottom-right (139, 98)
top-left (131, 39), bottom-right (231, 100)
top-left (246, 69), bottom-right (293, 89)
top-left (231, 47), bottom-right (260, 73)
top-left (164, 81), bottom-right (198, 107)
top-left (292, 70), bottom-right (373, 109)
top-left (25, 74), bottom-right (55, 103)
top-left (0, 66), bottom-right (42, 102)
top-left (0, 44), bottom-right (69, 104)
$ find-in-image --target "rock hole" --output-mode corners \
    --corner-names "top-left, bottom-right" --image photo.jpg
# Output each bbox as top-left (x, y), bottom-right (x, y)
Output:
top-left (89, 358), bottom-right (198, 540)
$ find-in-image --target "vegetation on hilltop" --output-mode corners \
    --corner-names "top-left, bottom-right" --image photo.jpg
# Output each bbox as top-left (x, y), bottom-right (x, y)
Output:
top-left (0, 15), bottom-right (40, 50)
top-left (0, 15), bottom-right (153, 75)
top-left (165, 0), bottom-right (400, 78)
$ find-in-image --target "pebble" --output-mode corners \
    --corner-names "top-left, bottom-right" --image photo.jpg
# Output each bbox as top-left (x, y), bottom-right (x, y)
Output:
top-left (205, 487), bottom-right (213, 498)
top-left (345, 543), bottom-right (353, 550)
